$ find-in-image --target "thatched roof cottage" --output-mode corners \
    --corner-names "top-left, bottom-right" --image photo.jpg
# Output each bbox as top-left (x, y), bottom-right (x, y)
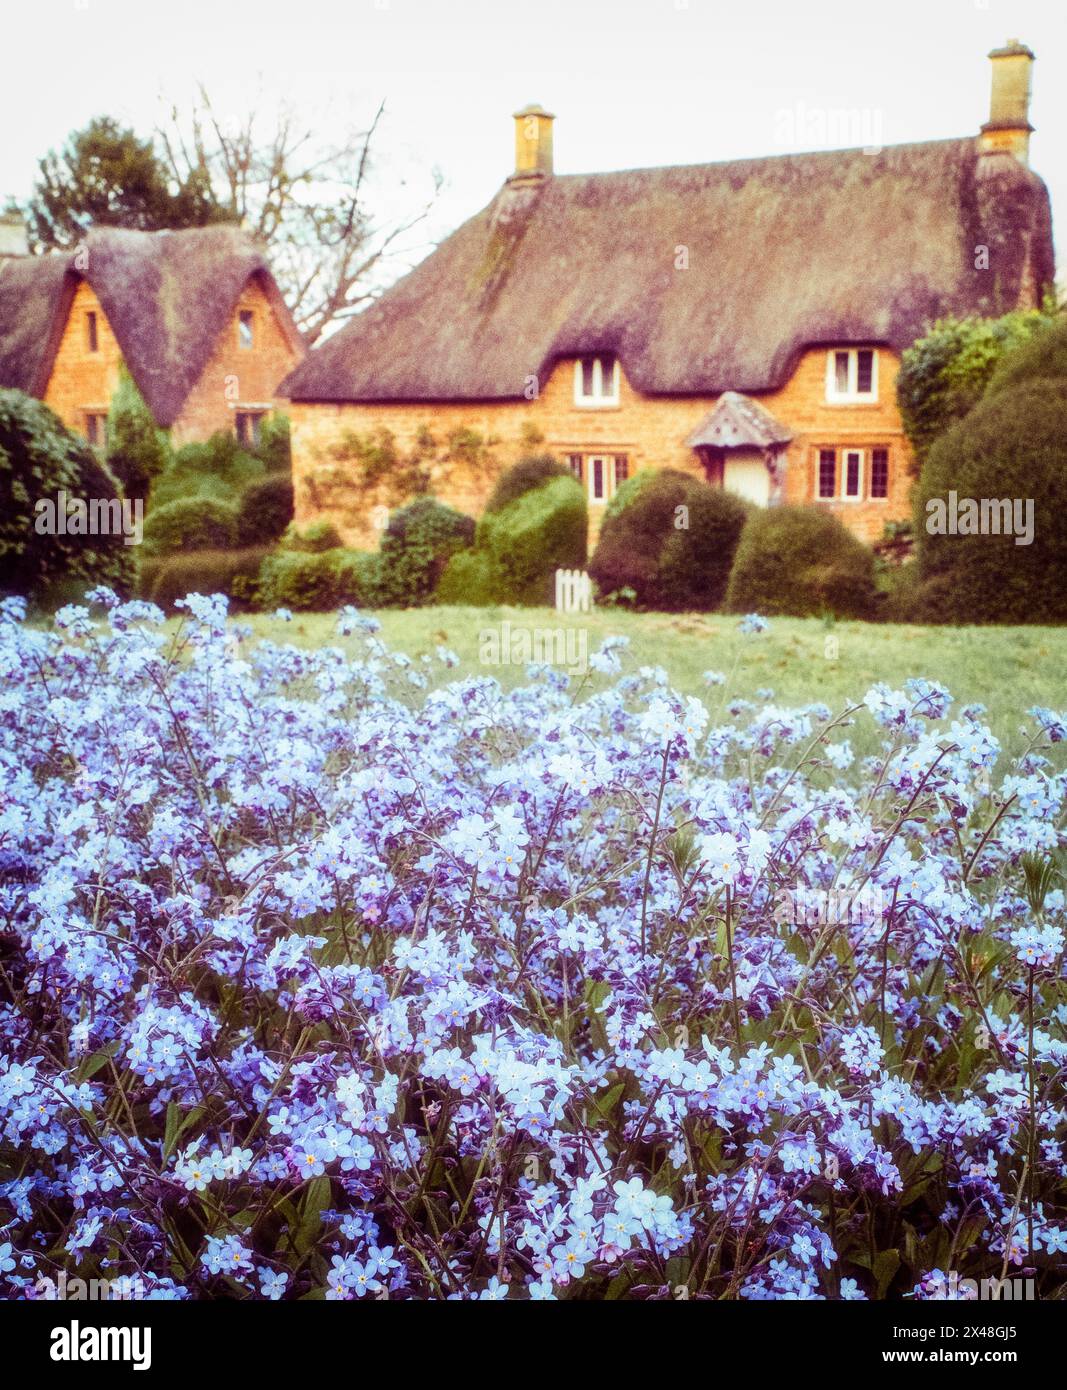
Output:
top-left (281, 41), bottom-right (1053, 546)
top-left (0, 225), bottom-right (304, 447)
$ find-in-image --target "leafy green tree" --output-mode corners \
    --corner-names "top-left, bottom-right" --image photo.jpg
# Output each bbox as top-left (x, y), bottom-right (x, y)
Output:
top-left (105, 369), bottom-right (171, 504)
top-left (896, 306), bottom-right (1054, 472)
top-left (27, 116), bottom-right (234, 249)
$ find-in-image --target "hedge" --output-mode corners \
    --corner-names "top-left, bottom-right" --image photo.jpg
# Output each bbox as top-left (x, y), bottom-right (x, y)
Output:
top-left (139, 547), bottom-right (271, 612)
top-left (725, 505), bottom-right (876, 619)
top-left (484, 453), bottom-right (569, 514)
top-left (150, 433), bottom-right (266, 510)
top-left (142, 496), bottom-right (239, 555)
top-left (434, 550), bottom-right (513, 606)
top-left (256, 548), bottom-right (380, 611)
top-left (985, 314), bottom-right (1067, 399)
top-left (913, 380), bottom-right (1067, 624)
top-left (236, 474), bottom-right (294, 547)
top-left (589, 469), bottom-right (748, 611)
top-left (895, 309), bottom-right (1052, 469)
top-left (375, 497), bottom-right (476, 606)
top-left (0, 388), bottom-right (134, 600)
top-left (476, 474), bottom-right (587, 605)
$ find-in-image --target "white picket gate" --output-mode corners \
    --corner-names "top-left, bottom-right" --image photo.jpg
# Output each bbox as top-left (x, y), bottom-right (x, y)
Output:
top-left (554, 568), bottom-right (592, 613)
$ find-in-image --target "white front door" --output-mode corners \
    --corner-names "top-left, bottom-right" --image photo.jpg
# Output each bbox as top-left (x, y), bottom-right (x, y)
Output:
top-left (723, 449), bottom-right (770, 507)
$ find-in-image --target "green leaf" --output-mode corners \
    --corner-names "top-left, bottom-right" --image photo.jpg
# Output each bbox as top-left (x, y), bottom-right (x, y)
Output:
top-left (75, 1042), bottom-right (119, 1084)
top-left (162, 1102), bottom-right (206, 1163)
top-left (590, 1082), bottom-right (625, 1122)
top-left (294, 1175), bottom-right (332, 1256)
top-left (873, 1249), bottom-right (901, 1299)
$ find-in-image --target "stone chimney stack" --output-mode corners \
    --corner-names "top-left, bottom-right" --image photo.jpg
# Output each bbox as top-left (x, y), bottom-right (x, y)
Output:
top-left (511, 104), bottom-right (555, 180)
top-left (0, 210), bottom-right (29, 264)
top-left (979, 39), bottom-right (1035, 164)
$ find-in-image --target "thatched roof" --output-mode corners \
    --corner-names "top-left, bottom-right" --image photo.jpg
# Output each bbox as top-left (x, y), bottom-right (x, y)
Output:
top-left (0, 226), bottom-right (303, 426)
top-left (686, 392), bottom-right (792, 449)
top-left (281, 138), bottom-right (1054, 404)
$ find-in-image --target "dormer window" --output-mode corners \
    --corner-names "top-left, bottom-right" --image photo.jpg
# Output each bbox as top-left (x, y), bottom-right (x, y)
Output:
top-left (574, 353), bottom-right (619, 407)
top-left (238, 309), bottom-right (254, 349)
top-left (826, 348), bottom-right (877, 403)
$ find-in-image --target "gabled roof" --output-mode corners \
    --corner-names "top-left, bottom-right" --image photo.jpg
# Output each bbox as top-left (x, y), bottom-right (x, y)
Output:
top-left (0, 226), bottom-right (303, 426)
top-left (686, 392), bottom-right (792, 449)
top-left (281, 138), bottom-right (1054, 404)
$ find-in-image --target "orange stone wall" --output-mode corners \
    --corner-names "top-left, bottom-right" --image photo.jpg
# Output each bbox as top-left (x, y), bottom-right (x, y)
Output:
top-left (170, 276), bottom-right (303, 447)
top-left (286, 346), bottom-right (916, 549)
top-left (42, 274), bottom-right (301, 446)
top-left (41, 281), bottom-right (122, 435)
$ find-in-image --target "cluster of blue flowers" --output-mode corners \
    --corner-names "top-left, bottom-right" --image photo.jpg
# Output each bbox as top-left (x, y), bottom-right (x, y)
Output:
top-left (0, 591), bottom-right (1063, 1300)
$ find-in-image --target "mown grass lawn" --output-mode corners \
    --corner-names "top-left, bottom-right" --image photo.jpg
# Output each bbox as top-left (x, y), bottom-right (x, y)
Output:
top-left (225, 605), bottom-right (1066, 765)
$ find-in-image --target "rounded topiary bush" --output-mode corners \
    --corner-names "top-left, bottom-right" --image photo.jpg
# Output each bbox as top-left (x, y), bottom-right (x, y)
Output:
top-left (236, 474), bottom-right (294, 547)
top-left (726, 505), bottom-right (876, 619)
top-left (913, 381), bottom-right (1067, 624)
top-left (376, 497), bottom-right (476, 606)
top-left (256, 548), bottom-right (378, 611)
top-left (0, 388), bottom-right (134, 600)
top-left (589, 469), bottom-right (748, 611)
top-left (478, 474), bottom-right (587, 605)
top-left (985, 315), bottom-right (1067, 398)
top-left (142, 496), bottom-right (239, 555)
top-left (484, 453), bottom-right (569, 515)
top-left (434, 550), bottom-right (513, 606)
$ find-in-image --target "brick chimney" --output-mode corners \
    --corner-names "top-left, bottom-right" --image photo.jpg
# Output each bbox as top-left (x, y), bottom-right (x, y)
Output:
top-left (0, 210), bottom-right (29, 264)
top-left (979, 39), bottom-right (1034, 164)
top-left (511, 104), bottom-right (555, 180)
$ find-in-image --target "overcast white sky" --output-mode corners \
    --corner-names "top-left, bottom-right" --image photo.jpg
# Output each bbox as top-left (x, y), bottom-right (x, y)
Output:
top-left (1, 0), bottom-right (1063, 282)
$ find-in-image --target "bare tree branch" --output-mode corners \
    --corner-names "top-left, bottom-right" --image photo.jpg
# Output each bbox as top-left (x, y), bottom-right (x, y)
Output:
top-left (157, 84), bottom-right (439, 344)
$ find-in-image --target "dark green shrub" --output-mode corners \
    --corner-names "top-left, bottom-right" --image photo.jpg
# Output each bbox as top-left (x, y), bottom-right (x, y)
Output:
top-left (0, 388), bottom-right (134, 600)
top-left (485, 453), bottom-right (568, 514)
top-left (140, 547), bottom-right (270, 611)
top-left (376, 497), bottom-right (476, 606)
top-left (478, 475), bottom-right (587, 605)
top-left (280, 520), bottom-right (344, 553)
top-left (726, 505), bottom-right (877, 619)
top-left (236, 474), bottom-right (294, 547)
top-left (913, 381), bottom-right (1067, 624)
top-left (257, 548), bottom-right (378, 611)
top-left (896, 309), bottom-right (1052, 470)
top-left (142, 496), bottom-right (238, 555)
top-left (589, 469), bottom-right (748, 611)
top-left (105, 368), bottom-right (170, 503)
top-left (151, 433), bottom-right (266, 509)
top-left (985, 314), bottom-right (1067, 398)
top-left (434, 550), bottom-right (513, 606)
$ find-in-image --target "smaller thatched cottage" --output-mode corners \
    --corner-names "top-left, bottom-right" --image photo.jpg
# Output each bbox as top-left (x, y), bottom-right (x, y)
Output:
top-left (0, 225), bottom-right (304, 447)
top-left (280, 40), bottom-right (1053, 547)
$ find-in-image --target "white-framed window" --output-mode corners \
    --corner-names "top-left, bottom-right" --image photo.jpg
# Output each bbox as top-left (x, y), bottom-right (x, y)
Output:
top-left (814, 446), bottom-right (891, 501)
top-left (238, 309), bottom-right (255, 350)
top-left (574, 354), bottom-right (619, 407)
top-left (825, 348), bottom-right (877, 403)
